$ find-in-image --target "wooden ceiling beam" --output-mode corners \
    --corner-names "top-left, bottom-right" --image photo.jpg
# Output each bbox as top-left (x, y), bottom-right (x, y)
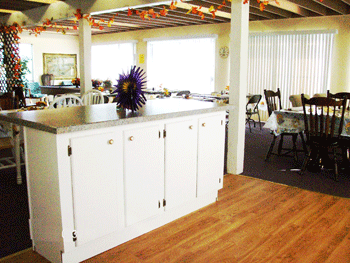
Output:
top-left (249, 1), bottom-right (294, 18)
top-left (314, 0), bottom-right (350, 15)
top-left (286, 0), bottom-right (330, 15)
top-left (341, 0), bottom-right (350, 5)
top-left (267, 0), bottom-right (311, 17)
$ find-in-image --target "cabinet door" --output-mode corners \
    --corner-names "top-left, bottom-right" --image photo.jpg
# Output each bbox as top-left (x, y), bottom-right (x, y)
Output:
top-left (197, 113), bottom-right (226, 197)
top-left (70, 131), bottom-right (123, 246)
top-left (165, 119), bottom-right (197, 210)
top-left (124, 124), bottom-right (164, 226)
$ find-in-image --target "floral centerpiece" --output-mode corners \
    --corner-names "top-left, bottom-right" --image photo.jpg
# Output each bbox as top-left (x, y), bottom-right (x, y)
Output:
top-left (103, 79), bottom-right (112, 90)
top-left (92, 79), bottom-right (102, 88)
top-left (112, 66), bottom-right (147, 112)
top-left (72, 77), bottom-right (80, 87)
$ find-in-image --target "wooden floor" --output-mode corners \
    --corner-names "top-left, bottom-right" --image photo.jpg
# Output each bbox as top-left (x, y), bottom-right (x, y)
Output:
top-left (2, 174), bottom-right (350, 263)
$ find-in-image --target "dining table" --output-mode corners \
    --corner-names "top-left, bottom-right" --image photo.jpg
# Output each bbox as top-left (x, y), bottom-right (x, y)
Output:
top-left (264, 106), bottom-right (350, 137)
top-left (264, 106), bottom-right (350, 172)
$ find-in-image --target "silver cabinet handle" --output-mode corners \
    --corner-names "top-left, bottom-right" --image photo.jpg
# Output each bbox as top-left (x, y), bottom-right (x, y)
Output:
top-left (108, 139), bottom-right (114, 145)
top-left (129, 136), bottom-right (134, 141)
top-left (202, 123), bottom-right (206, 127)
top-left (189, 125), bottom-right (193, 130)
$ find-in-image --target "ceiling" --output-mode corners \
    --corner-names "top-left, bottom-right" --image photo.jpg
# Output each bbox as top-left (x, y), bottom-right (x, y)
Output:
top-left (1, 0), bottom-right (350, 35)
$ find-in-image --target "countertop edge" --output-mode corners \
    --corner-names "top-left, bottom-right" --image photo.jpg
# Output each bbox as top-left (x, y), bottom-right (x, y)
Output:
top-left (0, 103), bottom-right (233, 134)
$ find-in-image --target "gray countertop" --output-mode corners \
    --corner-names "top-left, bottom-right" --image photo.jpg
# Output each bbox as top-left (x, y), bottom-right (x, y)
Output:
top-left (0, 99), bottom-right (233, 134)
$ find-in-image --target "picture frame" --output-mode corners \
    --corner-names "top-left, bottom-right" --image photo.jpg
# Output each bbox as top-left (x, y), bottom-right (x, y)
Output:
top-left (43, 53), bottom-right (77, 80)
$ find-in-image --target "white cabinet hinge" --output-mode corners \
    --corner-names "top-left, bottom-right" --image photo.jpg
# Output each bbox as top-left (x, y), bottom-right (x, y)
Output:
top-left (68, 145), bottom-right (72, 156)
top-left (72, 230), bottom-right (77, 242)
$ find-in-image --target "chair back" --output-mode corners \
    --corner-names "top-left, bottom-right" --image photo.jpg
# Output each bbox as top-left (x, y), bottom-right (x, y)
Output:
top-left (289, 94), bottom-right (310, 107)
top-left (26, 82), bottom-right (42, 96)
top-left (264, 88), bottom-right (282, 116)
top-left (49, 94), bottom-right (84, 109)
top-left (327, 91), bottom-right (350, 110)
top-left (246, 94), bottom-right (261, 112)
top-left (301, 94), bottom-right (346, 144)
top-left (82, 89), bottom-right (104, 105)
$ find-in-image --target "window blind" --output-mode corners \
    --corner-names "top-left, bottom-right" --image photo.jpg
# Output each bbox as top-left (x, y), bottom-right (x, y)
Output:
top-left (247, 30), bottom-right (336, 117)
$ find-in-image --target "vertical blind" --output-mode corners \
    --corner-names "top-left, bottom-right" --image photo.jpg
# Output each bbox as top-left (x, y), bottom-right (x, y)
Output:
top-left (147, 36), bottom-right (216, 94)
top-left (248, 30), bottom-right (336, 112)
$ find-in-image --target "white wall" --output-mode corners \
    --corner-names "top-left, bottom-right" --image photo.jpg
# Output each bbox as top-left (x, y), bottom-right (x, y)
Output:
top-left (19, 32), bottom-right (79, 85)
top-left (19, 14), bottom-right (350, 93)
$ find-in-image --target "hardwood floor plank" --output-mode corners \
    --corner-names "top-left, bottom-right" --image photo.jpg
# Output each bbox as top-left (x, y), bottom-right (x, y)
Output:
top-left (3, 174), bottom-right (350, 263)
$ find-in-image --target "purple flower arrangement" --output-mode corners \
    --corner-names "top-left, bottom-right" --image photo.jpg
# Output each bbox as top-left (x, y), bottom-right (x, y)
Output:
top-left (112, 66), bottom-right (147, 112)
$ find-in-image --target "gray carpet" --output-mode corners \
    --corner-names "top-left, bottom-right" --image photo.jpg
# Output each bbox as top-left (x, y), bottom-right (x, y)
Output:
top-left (243, 123), bottom-right (350, 198)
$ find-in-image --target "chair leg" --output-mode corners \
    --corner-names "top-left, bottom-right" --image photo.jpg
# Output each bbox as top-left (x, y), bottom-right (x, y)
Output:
top-left (300, 149), bottom-right (313, 175)
top-left (292, 134), bottom-right (298, 162)
top-left (333, 147), bottom-right (340, 181)
top-left (257, 112), bottom-right (262, 130)
top-left (265, 135), bottom-right (277, 161)
top-left (278, 134), bottom-right (284, 155)
top-left (299, 132), bottom-right (307, 154)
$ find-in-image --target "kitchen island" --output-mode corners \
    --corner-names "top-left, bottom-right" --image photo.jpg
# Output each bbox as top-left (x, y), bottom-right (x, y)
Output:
top-left (0, 99), bottom-right (232, 263)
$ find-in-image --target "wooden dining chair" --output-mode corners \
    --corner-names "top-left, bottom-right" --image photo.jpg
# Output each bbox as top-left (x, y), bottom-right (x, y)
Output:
top-left (246, 94), bottom-right (262, 132)
top-left (327, 91), bottom-right (350, 167)
top-left (300, 94), bottom-right (346, 181)
top-left (264, 88), bottom-right (307, 162)
top-left (327, 91), bottom-right (350, 109)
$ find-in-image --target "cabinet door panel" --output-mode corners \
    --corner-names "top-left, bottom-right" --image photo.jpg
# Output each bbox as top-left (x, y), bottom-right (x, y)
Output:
top-left (70, 131), bottom-right (123, 246)
top-left (124, 124), bottom-right (164, 226)
top-left (197, 114), bottom-right (226, 196)
top-left (165, 120), bottom-right (197, 210)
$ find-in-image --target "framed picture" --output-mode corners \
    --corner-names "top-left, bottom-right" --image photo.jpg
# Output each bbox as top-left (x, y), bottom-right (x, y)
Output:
top-left (43, 53), bottom-right (77, 80)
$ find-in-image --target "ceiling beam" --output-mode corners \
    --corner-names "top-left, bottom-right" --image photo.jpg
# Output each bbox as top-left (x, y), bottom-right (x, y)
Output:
top-left (341, 0), bottom-right (350, 5)
top-left (286, 0), bottom-right (329, 15)
top-left (268, 0), bottom-right (311, 17)
top-left (314, 0), bottom-right (350, 14)
top-left (249, 1), bottom-right (294, 19)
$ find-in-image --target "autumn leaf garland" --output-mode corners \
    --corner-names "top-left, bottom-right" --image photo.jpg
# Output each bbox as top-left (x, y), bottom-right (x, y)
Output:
top-left (3, 0), bottom-right (325, 36)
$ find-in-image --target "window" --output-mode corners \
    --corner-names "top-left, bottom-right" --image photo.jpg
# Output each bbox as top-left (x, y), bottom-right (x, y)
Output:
top-left (19, 43), bottom-right (34, 82)
top-left (147, 36), bottom-right (216, 94)
top-left (247, 30), bottom-right (336, 109)
top-left (91, 42), bottom-right (136, 84)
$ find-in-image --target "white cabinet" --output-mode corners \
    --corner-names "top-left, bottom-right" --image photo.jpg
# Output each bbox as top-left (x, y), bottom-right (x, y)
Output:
top-left (24, 111), bottom-right (227, 263)
top-left (69, 131), bottom-right (124, 246)
top-left (197, 113), bottom-right (226, 196)
top-left (123, 123), bottom-right (164, 226)
top-left (164, 119), bottom-right (197, 210)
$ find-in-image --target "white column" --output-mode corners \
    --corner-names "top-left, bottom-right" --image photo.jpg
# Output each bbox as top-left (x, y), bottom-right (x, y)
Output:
top-left (78, 18), bottom-right (92, 94)
top-left (227, 0), bottom-right (250, 174)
